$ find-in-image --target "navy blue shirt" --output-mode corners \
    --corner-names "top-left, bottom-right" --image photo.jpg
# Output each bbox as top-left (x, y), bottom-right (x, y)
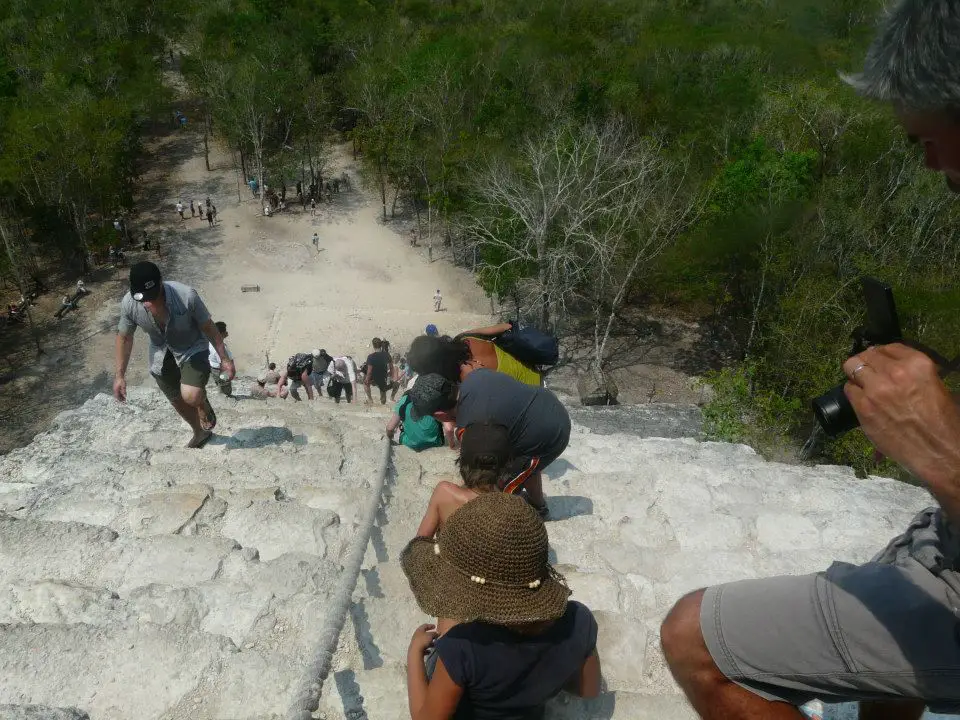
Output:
top-left (436, 601), bottom-right (598, 720)
top-left (456, 369), bottom-right (571, 464)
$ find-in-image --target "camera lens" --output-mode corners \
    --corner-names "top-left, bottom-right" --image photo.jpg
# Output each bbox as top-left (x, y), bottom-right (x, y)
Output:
top-left (812, 384), bottom-right (860, 437)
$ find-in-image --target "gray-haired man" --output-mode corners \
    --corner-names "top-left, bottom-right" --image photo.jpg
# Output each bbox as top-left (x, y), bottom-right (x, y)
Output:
top-left (661, 3), bottom-right (960, 719)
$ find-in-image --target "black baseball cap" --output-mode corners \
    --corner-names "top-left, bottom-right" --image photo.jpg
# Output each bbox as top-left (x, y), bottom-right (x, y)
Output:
top-left (408, 373), bottom-right (457, 419)
top-left (459, 423), bottom-right (513, 470)
top-left (129, 261), bottom-right (162, 302)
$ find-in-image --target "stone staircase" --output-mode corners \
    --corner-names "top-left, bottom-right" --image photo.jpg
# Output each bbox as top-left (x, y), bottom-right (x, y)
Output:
top-left (0, 383), bottom-right (952, 720)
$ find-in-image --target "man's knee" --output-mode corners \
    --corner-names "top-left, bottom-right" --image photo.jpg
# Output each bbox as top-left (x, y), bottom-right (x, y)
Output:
top-left (661, 588), bottom-right (708, 669)
top-left (180, 384), bottom-right (205, 406)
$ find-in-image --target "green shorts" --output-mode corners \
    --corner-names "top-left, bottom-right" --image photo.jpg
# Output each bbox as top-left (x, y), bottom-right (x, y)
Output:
top-left (152, 350), bottom-right (210, 400)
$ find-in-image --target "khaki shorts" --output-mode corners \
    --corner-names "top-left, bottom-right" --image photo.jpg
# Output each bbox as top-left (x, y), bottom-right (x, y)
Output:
top-left (701, 508), bottom-right (960, 712)
top-left (152, 350), bottom-right (210, 400)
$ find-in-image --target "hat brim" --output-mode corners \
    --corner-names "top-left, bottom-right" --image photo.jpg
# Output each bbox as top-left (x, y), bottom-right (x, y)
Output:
top-left (400, 536), bottom-right (570, 625)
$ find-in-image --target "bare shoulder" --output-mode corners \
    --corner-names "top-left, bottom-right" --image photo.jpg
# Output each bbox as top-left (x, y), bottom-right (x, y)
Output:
top-left (432, 480), bottom-right (478, 505)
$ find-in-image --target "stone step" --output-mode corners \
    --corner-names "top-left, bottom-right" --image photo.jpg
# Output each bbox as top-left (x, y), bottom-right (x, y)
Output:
top-left (0, 623), bottom-right (235, 720)
top-left (566, 403), bottom-right (703, 439)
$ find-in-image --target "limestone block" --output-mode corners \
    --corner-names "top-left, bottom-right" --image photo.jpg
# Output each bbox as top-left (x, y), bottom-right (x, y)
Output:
top-left (654, 552), bottom-right (760, 609)
top-left (125, 486), bottom-right (211, 535)
top-left (0, 706), bottom-right (90, 720)
top-left (0, 623), bottom-right (235, 720)
top-left (196, 582), bottom-right (274, 645)
top-left (0, 517), bottom-right (118, 586)
top-left (95, 536), bottom-right (238, 594)
top-left (127, 584), bottom-right (207, 629)
top-left (294, 487), bottom-right (363, 528)
top-left (669, 512), bottom-right (745, 552)
top-left (565, 572), bottom-right (622, 614)
top-left (0, 483), bottom-right (37, 513)
top-left (209, 651), bottom-right (298, 719)
top-left (0, 581), bottom-right (124, 626)
top-left (31, 491), bottom-right (123, 527)
top-left (218, 551), bottom-right (339, 601)
top-left (593, 612), bottom-right (647, 691)
top-left (756, 513), bottom-right (820, 552)
top-left (220, 500), bottom-right (338, 562)
top-left (549, 691), bottom-right (697, 720)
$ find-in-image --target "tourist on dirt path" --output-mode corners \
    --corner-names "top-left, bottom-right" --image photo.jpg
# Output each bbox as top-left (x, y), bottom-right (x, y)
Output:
top-left (197, 199), bottom-right (204, 219)
top-left (661, 3), bottom-right (960, 719)
top-left (251, 372), bottom-right (280, 399)
top-left (208, 320), bottom-right (234, 397)
top-left (433, 288), bottom-right (442, 312)
top-left (385, 387), bottom-right (443, 452)
top-left (364, 337), bottom-right (394, 405)
top-left (312, 232), bottom-right (319, 251)
top-left (310, 196), bottom-right (317, 216)
top-left (207, 208), bottom-right (214, 227)
top-left (190, 200), bottom-right (196, 218)
top-left (310, 349), bottom-right (334, 395)
top-left (113, 261), bottom-right (233, 449)
top-left (401, 492), bottom-right (601, 718)
top-left (176, 200), bottom-right (184, 220)
top-left (407, 324), bottom-right (541, 387)
top-left (326, 355), bottom-right (358, 404)
top-left (211, 204), bottom-right (218, 224)
top-left (276, 351), bottom-right (315, 401)
top-left (408, 370), bottom-right (568, 519)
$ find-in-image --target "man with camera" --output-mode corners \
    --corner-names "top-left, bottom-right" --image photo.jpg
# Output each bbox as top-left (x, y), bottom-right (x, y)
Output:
top-left (661, 2), bottom-right (960, 718)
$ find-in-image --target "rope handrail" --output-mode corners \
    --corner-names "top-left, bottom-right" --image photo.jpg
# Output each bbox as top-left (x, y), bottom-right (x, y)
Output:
top-left (286, 436), bottom-right (392, 720)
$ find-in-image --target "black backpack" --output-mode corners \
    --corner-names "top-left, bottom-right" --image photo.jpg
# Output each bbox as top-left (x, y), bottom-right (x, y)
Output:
top-left (492, 322), bottom-right (559, 368)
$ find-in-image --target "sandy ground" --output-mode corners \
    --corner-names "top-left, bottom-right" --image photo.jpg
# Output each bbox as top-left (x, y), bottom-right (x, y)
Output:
top-left (0, 121), bottom-right (492, 453)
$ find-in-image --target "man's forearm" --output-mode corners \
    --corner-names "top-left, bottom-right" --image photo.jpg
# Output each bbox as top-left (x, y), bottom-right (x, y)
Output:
top-left (115, 334), bottom-right (134, 377)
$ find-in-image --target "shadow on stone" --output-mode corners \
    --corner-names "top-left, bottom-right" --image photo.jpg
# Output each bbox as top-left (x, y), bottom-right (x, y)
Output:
top-left (350, 599), bottom-right (384, 670)
top-left (362, 568), bottom-right (384, 599)
top-left (369, 523), bottom-right (389, 563)
top-left (333, 669), bottom-right (368, 720)
top-left (212, 425), bottom-right (295, 449)
top-left (547, 496), bottom-right (593, 521)
top-left (546, 681), bottom-right (616, 719)
top-left (547, 458), bottom-right (577, 481)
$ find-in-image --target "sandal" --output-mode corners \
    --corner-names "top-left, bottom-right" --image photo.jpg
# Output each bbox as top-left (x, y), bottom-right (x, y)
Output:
top-left (202, 396), bottom-right (217, 430)
top-left (186, 430), bottom-right (213, 449)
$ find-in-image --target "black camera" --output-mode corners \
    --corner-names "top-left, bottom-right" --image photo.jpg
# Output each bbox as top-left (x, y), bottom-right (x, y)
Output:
top-left (812, 277), bottom-right (902, 437)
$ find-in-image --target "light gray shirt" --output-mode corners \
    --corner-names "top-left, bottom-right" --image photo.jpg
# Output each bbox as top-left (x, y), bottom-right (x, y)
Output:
top-left (118, 280), bottom-right (211, 375)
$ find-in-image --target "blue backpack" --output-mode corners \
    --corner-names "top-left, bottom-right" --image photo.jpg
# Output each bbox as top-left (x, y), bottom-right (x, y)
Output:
top-left (493, 322), bottom-right (559, 368)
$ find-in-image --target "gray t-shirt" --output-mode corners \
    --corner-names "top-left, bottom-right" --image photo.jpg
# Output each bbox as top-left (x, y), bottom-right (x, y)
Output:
top-left (117, 280), bottom-right (211, 375)
top-left (456, 368), bottom-right (571, 462)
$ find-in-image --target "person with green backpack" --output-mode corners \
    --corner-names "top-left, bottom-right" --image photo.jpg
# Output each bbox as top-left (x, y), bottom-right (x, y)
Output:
top-left (387, 389), bottom-right (445, 451)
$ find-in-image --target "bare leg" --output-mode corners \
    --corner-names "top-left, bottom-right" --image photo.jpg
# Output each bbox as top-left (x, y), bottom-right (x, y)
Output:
top-left (300, 371), bottom-right (315, 400)
top-left (171, 386), bottom-right (210, 446)
top-left (661, 590), bottom-right (804, 720)
top-left (859, 700), bottom-right (926, 720)
top-left (524, 471), bottom-right (545, 505)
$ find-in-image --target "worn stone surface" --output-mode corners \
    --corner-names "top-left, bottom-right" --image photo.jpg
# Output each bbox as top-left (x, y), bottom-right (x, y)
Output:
top-left (0, 385), bottom-right (953, 720)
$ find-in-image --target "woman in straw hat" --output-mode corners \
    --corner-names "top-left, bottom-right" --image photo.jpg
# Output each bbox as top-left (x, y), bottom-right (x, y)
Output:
top-left (402, 493), bottom-right (601, 719)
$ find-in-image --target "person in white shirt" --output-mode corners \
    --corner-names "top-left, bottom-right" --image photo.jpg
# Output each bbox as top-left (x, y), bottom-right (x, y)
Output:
top-left (176, 200), bottom-right (184, 220)
top-left (326, 355), bottom-right (358, 404)
top-left (208, 321), bottom-right (234, 396)
top-left (433, 289), bottom-right (442, 312)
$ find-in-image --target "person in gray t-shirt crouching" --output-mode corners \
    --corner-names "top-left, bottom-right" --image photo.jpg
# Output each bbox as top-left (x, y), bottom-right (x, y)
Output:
top-left (114, 261), bottom-right (233, 449)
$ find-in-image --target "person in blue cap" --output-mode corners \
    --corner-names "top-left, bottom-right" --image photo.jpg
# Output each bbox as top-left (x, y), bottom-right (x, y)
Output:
top-left (425, 323), bottom-right (439, 337)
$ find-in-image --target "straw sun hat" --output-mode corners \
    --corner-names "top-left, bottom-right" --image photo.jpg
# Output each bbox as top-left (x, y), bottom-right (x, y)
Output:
top-left (401, 492), bottom-right (570, 625)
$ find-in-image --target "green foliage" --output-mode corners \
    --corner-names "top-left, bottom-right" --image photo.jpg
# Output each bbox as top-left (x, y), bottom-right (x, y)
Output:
top-left (702, 363), bottom-right (804, 451)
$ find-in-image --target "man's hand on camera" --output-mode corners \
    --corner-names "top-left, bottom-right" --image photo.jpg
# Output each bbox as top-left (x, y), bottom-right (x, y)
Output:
top-left (844, 343), bottom-right (960, 515)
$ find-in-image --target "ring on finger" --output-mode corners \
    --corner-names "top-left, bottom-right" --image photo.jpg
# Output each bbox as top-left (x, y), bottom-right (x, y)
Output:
top-left (851, 362), bottom-right (869, 379)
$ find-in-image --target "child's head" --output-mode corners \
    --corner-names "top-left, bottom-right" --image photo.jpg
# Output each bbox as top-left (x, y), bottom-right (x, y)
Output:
top-left (215, 320), bottom-right (228, 338)
top-left (268, 362), bottom-right (276, 371)
top-left (458, 423), bottom-right (513, 490)
top-left (401, 492), bottom-right (570, 625)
